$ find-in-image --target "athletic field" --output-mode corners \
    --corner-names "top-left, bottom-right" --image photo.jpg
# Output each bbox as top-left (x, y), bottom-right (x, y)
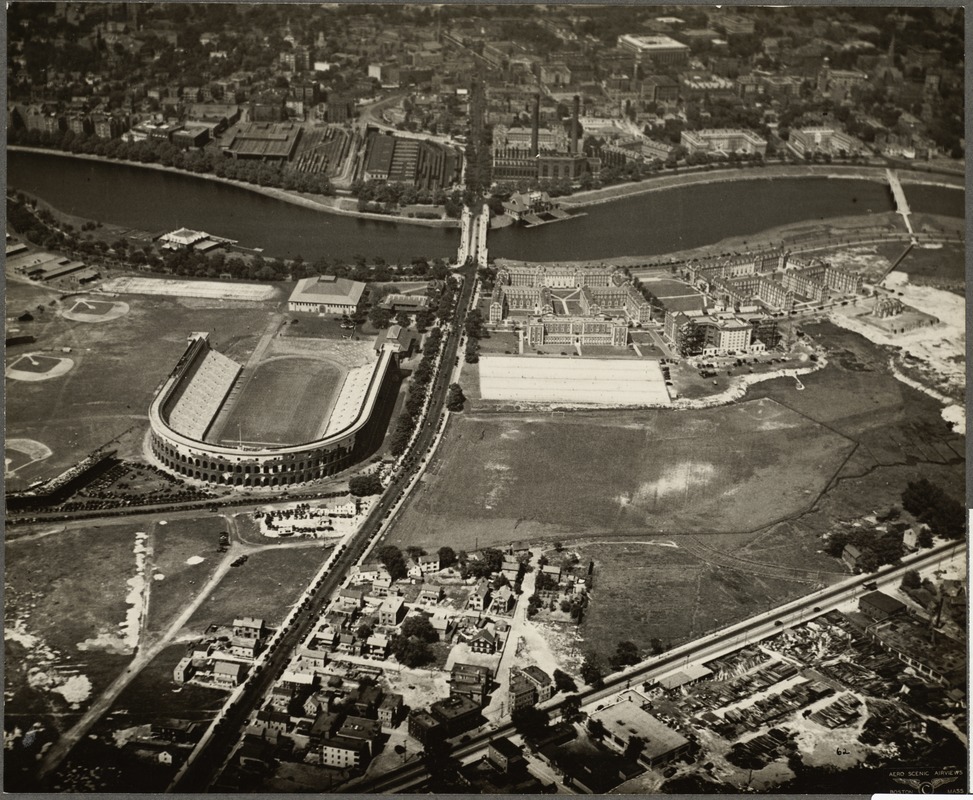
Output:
top-left (478, 355), bottom-right (670, 405)
top-left (212, 357), bottom-right (345, 446)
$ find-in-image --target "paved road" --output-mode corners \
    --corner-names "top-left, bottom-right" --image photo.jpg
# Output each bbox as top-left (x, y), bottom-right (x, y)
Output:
top-left (353, 540), bottom-right (965, 793)
top-left (169, 264), bottom-right (477, 792)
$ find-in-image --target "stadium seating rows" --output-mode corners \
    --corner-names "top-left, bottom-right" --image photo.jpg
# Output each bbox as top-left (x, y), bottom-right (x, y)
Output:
top-left (168, 350), bottom-right (242, 439)
top-left (321, 363), bottom-right (375, 437)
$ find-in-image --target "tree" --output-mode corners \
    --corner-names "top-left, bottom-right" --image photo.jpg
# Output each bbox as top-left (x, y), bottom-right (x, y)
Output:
top-left (406, 545), bottom-right (426, 560)
top-left (511, 706), bottom-right (550, 742)
top-left (917, 527), bottom-right (934, 549)
top-left (438, 546), bottom-right (457, 568)
top-left (560, 693), bottom-right (583, 724)
top-left (587, 717), bottom-right (607, 740)
top-left (349, 473), bottom-right (383, 496)
top-left (377, 544), bottom-right (408, 581)
top-left (553, 669), bottom-right (577, 694)
top-left (580, 655), bottom-right (604, 688)
top-left (445, 383), bottom-right (466, 412)
top-left (399, 613), bottom-right (438, 643)
top-left (369, 305), bottom-right (393, 329)
top-left (391, 636), bottom-right (433, 668)
top-left (357, 622), bottom-right (373, 639)
top-left (609, 640), bottom-right (640, 671)
top-left (900, 569), bottom-right (922, 591)
top-left (624, 736), bottom-right (645, 762)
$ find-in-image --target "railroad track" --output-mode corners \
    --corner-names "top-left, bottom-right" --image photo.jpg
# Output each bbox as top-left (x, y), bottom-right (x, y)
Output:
top-left (681, 535), bottom-right (847, 585)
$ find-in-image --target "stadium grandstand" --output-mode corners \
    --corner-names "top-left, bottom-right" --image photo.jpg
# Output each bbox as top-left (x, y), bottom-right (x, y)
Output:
top-left (165, 345), bottom-right (241, 440)
top-left (148, 334), bottom-right (397, 488)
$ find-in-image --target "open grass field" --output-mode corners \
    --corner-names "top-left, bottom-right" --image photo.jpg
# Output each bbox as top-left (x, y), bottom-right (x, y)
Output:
top-left (143, 516), bottom-right (230, 637)
top-left (574, 542), bottom-right (814, 656)
top-left (179, 546), bottom-right (329, 637)
top-left (4, 525), bottom-right (143, 739)
top-left (3, 292), bottom-right (278, 491)
top-left (388, 396), bottom-right (855, 552)
top-left (392, 319), bottom-right (964, 665)
top-left (214, 356), bottom-right (345, 446)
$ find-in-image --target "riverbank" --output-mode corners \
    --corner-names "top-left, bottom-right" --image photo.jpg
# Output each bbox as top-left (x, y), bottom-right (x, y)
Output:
top-left (7, 146), bottom-right (461, 230)
top-left (560, 162), bottom-right (965, 209)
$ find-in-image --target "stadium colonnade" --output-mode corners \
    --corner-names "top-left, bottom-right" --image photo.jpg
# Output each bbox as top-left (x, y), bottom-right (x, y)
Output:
top-left (148, 335), bottom-right (395, 488)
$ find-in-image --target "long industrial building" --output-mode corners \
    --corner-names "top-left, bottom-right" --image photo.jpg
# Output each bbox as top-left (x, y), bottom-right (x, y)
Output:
top-left (148, 334), bottom-right (395, 488)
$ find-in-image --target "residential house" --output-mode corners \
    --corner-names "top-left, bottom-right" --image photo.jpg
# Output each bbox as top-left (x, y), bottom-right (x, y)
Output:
top-left (269, 683), bottom-right (299, 713)
top-left (314, 625), bottom-right (338, 651)
top-left (488, 737), bottom-right (526, 774)
top-left (418, 554), bottom-right (440, 574)
top-left (335, 633), bottom-right (357, 654)
top-left (418, 585), bottom-right (442, 606)
top-left (338, 716), bottom-right (382, 756)
top-left (355, 561), bottom-right (387, 583)
top-left (491, 585), bottom-right (516, 614)
top-left (841, 543), bottom-right (863, 572)
top-left (338, 587), bottom-right (365, 609)
top-left (295, 645), bottom-right (329, 673)
top-left (347, 684), bottom-right (384, 718)
top-left (255, 708), bottom-right (291, 734)
top-left (450, 662), bottom-right (492, 706)
top-left (281, 670), bottom-right (317, 693)
top-left (318, 736), bottom-right (369, 769)
top-left (364, 633), bottom-right (389, 660)
top-left (372, 573), bottom-right (396, 597)
top-left (430, 611), bottom-right (453, 640)
top-left (211, 660), bottom-right (243, 689)
top-left (233, 617), bottom-right (265, 640)
top-left (469, 628), bottom-right (498, 654)
top-left (378, 596), bottom-right (405, 627)
top-left (468, 579), bottom-right (492, 612)
top-left (229, 636), bottom-right (259, 659)
top-left (304, 692), bottom-right (332, 719)
top-left (378, 693), bottom-right (404, 728)
top-left (309, 710), bottom-right (340, 744)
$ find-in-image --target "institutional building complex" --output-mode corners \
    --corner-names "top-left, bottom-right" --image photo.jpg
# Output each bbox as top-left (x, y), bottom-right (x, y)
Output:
top-left (148, 334), bottom-right (395, 488)
top-left (289, 275), bottom-right (367, 316)
top-left (663, 249), bottom-right (863, 355)
top-left (489, 263), bottom-right (651, 347)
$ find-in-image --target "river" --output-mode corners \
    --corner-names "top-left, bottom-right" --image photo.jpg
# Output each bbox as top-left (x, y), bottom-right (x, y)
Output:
top-left (7, 150), bottom-right (964, 263)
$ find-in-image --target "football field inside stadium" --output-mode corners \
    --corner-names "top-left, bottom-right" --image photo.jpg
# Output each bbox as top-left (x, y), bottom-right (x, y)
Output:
top-left (212, 357), bottom-right (346, 447)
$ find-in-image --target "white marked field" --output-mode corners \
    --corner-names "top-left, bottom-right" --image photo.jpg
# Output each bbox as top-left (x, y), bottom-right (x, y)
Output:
top-left (100, 277), bottom-right (276, 302)
top-left (478, 355), bottom-right (671, 406)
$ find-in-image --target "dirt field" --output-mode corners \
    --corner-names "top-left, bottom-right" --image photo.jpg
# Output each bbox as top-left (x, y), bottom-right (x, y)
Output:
top-left (387, 396), bottom-right (854, 552)
top-left (179, 546), bottom-right (328, 637)
top-left (4, 286), bottom-right (279, 491)
top-left (215, 357), bottom-right (345, 446)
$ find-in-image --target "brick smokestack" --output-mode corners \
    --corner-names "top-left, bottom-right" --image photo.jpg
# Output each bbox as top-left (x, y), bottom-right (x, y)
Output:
top-left (531, 94), bottom-right (540, 157)
top-left (571, 94), bottom-right (580, 155)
